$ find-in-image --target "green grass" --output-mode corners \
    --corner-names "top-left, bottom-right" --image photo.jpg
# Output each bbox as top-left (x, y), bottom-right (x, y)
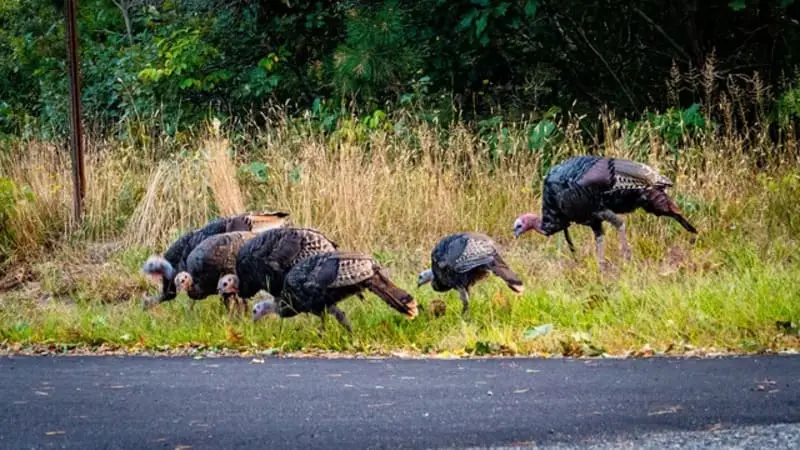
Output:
top-left (2, 233), bottom-right (798, 358)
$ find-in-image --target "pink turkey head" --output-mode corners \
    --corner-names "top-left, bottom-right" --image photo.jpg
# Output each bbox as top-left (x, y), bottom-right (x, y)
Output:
top-left (174, 272), bottom-right (193, 293)
top-left (217, 274), bottom-right (239, 296)
top-left (513, 213), bottom-right (544, 238)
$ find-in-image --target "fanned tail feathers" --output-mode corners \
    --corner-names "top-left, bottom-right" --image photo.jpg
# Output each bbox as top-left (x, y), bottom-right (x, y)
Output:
top-left (368, 270), bottom-right (418, 318)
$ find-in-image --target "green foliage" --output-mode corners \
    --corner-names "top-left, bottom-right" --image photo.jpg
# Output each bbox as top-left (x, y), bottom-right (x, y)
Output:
top-left (625, 104), bottom-right (711, 161)
top-left (332, 1), bottom-right (423, 103)
top-left (0, 177), bottom-right (28, 265)
top-left (1, 0), bottom-right (800, 136)
top-left (776, 79), bottom-right (800, 128)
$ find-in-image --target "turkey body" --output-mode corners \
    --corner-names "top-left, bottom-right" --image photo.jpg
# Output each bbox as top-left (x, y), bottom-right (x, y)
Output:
top-left (515, 156), bottom-right (697, 267)
top-left (224, 227), bottom-right (339, 301)
top-left (420, 232), bottom-right (523, 314)
top-left (256, 251), bottom-right (418, 333)
top-left (180, 231), bottom-right (257, 308)
top-left (141, 210), bottom-right (289, 306)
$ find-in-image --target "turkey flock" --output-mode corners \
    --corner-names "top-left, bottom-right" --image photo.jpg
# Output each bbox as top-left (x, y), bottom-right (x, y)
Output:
top-left (141, 156), bottom-right (697, 333)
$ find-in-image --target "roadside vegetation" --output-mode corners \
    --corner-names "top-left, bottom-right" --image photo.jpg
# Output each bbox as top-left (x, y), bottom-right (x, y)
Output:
top-left (1, 1), bottom-right (799, 357)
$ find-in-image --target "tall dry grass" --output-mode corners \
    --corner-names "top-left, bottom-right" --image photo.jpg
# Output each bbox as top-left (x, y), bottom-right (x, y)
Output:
top-left (0, 93), bottom-right (797, 271)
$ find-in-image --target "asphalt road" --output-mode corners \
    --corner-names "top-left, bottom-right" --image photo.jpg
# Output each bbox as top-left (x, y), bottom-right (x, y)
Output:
top-left (1, 355), bottom-right (798, 449)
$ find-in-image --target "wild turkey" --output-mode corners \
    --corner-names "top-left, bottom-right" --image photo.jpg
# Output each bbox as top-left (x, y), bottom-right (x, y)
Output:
top-left (141, 210), bottom-right (290, 306)
top-left (417, 232), bottom-right (524, 315)
top-left (251, 251), bottom-right (418, 333)
top-left (174, 230), bottom-right (257, 310)
top-left (512, 155), bottom-right (697, 268)
top-left (216, 227), bottom-right (340, 304)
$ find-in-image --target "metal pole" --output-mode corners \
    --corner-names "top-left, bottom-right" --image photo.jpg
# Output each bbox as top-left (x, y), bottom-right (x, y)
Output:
top-left (65, 0), bottom-right (85, 224)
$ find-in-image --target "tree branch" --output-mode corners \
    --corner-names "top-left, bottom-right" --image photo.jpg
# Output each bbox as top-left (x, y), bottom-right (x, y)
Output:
top-left (631, 6), bottom-right (690, 64)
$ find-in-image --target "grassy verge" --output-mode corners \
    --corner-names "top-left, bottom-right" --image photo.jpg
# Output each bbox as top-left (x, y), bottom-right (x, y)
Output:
top-left (1, 111), bottom-right (799, 358)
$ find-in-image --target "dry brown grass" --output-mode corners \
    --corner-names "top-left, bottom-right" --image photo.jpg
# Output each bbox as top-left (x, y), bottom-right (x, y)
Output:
top-left (0, 108), bottom-right (796, 260)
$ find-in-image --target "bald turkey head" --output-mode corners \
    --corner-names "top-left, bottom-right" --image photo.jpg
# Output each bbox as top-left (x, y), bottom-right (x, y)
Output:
top-left (174, 272), bottom-right (193, 293)
top-left (252, 298), bottom-right (278, 322)
top-left (513, 213), bottom-right (545, 238)
top-left (217, 274), bottom-right (239, 296)
top-left (417, 269), bottom-right (434, 287)
top-left (141, 255), bottom-right (175, 284)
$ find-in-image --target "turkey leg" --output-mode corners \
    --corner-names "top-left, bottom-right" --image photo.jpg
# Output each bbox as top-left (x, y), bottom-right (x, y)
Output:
top-left (597, 209), bottom-right (631, 261)
top-left (457, 288), bottom-right (470, 315)
top-left (326, 305), bottom-right (353, 333)
top-left (590, 221), bottom-right (606, 270)
top-left (563, 228), bottom-right (576, 255)
top-left (318, 305), bottom-right (353, 335)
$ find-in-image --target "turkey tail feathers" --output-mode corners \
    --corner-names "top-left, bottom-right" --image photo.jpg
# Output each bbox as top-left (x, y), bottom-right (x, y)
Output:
top-left (644, 189), bottom-right (698, 234)
top-left (673, 214), bottom-right (698, 234)
top-left (491, 254), bottom-right (525, 294)
top-left (367, 271), bottom-right (418, 318)
top-left (612, 159), bottom-right (673, 187)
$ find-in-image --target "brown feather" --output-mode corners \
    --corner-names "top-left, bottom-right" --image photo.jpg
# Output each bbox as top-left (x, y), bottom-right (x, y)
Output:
top-left (611, 159), bottom-right (673, 188)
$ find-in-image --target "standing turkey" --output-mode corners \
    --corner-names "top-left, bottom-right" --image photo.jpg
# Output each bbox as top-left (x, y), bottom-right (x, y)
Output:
top-left (141, 210), bottom-right (290, 307)
top-left (216, 227), bottom-right (340, 305)
top-left (251, 251), bottom-right (418, 333)
top-left (417, 232), bottom-right (524, 315)
top-left (512, 155), bottom-right (697, 268)
top-left (174, 230), bottom-right (257, 310)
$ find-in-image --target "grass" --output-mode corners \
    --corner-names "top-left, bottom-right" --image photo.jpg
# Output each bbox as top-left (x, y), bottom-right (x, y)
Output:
top-left (1, 102), bottom-right (799, 358)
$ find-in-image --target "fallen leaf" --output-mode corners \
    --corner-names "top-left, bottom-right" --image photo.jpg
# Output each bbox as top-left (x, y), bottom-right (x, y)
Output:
top-left (525, 369), bottom-right (540, 374)
top-left (523, 324), bottom-right (554, 340)
top-left (45, 431), bottom-right (66, 436)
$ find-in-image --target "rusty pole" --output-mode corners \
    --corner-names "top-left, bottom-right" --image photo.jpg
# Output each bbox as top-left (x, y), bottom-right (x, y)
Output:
top-left (65, 0), bottom-right (86, 224)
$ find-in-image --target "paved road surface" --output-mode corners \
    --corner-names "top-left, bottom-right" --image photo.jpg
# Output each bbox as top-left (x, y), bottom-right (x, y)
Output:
top-left (1, 355), bottom-right (798, 449)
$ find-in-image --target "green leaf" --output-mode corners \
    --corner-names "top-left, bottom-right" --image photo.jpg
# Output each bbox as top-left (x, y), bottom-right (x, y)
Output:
top-left (245, 162), bottom-right (269, 182)
top-left (494, 2), bottom-right (511, 16)
top-left (457, 9), bottom-right (478, 31)
top-left (728, 0), bottom-right (746, 11)
top-left (179, 78), bottom-right (200, 89)
top-left (475, 12), bottom-right (488, 37)
top-left (524, 0), bottom-right (538, 17)
top-left (523, 324), bottom-right (554, 340)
